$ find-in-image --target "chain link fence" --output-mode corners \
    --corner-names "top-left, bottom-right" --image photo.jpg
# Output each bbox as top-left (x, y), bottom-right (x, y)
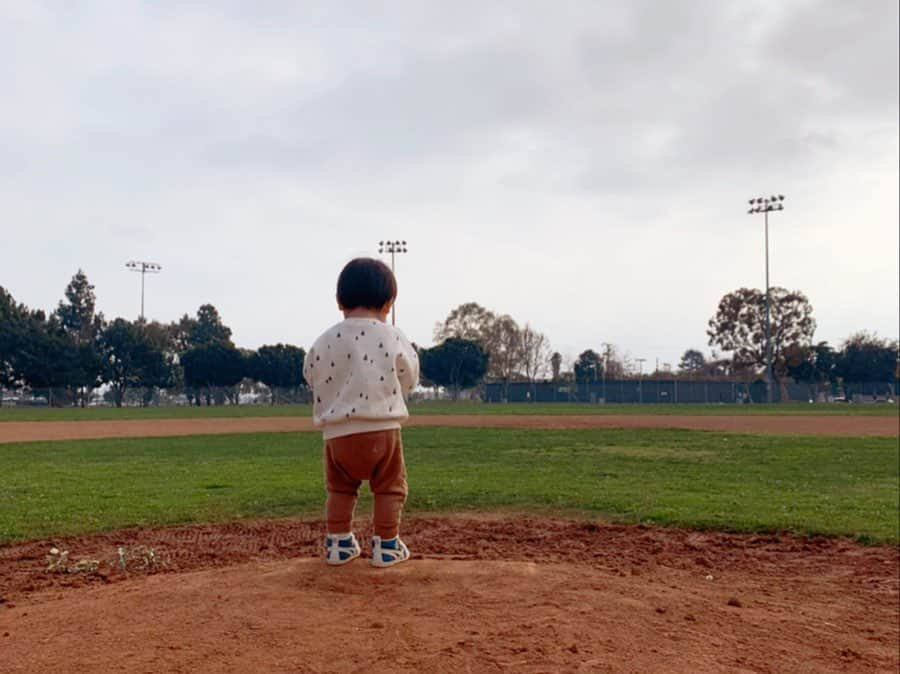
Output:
top-left (484, 380), bottom-right (897, 404)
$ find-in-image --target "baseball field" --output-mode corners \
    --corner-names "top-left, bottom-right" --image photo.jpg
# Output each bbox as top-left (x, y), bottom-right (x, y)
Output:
top-left (1, 403), bottom-right (897, 673)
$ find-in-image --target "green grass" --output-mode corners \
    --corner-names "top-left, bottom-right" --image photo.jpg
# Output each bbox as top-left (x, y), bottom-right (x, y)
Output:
top-left (1, 428), bottom-right (896, 544)
top-left (1, 400), bottom-right (896, 422)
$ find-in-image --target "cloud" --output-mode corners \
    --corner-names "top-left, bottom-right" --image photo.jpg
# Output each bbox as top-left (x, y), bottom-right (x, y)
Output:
top-left (0, 0), bottom-right (896, 364)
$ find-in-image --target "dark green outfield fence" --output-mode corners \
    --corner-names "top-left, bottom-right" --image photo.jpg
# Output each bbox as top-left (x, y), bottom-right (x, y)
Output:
top-left (484, 380), bottom-right (897, 404)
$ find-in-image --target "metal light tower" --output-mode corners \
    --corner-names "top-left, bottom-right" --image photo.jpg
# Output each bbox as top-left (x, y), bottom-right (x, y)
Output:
top-left (378, 240), bottom-right (407, 326)
top-left (747, 194), bottom-right (785, 404)
top-left (126, 260), bottom-right (162, 323)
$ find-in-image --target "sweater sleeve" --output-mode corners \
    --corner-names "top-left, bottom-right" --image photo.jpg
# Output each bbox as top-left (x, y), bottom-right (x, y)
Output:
top-left (303, 345), bottom-right (317, 388)
top-left (395, 330), bottom-right (420, 394)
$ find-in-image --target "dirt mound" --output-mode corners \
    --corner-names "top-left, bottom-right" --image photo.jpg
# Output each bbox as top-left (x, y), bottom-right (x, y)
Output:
top-left (1, 516), bottom-right (897, 673)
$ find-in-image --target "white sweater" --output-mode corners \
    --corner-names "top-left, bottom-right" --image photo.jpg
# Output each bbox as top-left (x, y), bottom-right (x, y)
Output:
top-left (303, 318), bottom-right (420, 439)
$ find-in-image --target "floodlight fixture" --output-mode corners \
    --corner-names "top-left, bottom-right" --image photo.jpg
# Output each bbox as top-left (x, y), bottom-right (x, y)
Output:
top-left (376, 239), bottom-right (409, 325)
top-left (125, 260), bottom-right (162, 322)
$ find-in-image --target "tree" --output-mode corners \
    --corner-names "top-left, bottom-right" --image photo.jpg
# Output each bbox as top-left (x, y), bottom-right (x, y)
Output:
top-left (249, 344), bottom-right (307, 404)
top-left (433, 302), bottom-right (497, 345)
top-left (550, 352), bottom-right (563, 382)
top-left (519, 324), bottom-right (551, 399)
top-left (678, 349), bottom-right (706, 374)
top-left (704, 354), bottom-right (734, 379)
top-left (71, 340), bottom-right (104, 405)
top-left (170, 314), bottom-right (198, 354)
top-left (182, 341), bottom-right (246, 405)
top-left (707, 287), bottom-right (816, 393)
top-left (138, 321), bottom-right (176, 405)
top-left (574, 350), bottom-right (603, 384)
top-left (835, 332), bottom-right (898, 383)
top-left (0, 287), bottom-right (29, 397)
top-left (98, 319), bottom-right (170, 407)
top-left (487, 315), bottom-right (524, 397)
top-left (787, 341), bottom-right (837, 384)
top-left (189, 304), bottom-right (233, 347)
top-left (420, 338), bottom-right (489, 400)
top-left (121, 321), bottom-right (178, 405)
top-left (12, 311), bottom-right (81, 406)
top-left (435, 303), bottom-right (527, 399)
top-left (598, 344), bottom-right (627, 379)
top-left (55, 270), bottom-right (105, 406)
top-left (167, 306), bottom-right (234, 404)
top-left (56, 270), bottom-right (99, 345)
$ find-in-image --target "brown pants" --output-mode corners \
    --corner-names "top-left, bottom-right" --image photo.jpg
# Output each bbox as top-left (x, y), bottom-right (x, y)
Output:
top-left (324, 429), bottom-right (408, 539)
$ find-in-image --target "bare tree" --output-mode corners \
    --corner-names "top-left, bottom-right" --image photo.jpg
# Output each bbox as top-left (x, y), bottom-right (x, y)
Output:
top-left (601, 343), bottom-right (627, 379)
top-left (433, 302), bottom-right (497, 344)
top-left (488, 315), bottom-right (524, 400)
top-left (435, 303), bottom-right (527, 400)
top-left (520, 324), bottom-right (551, 400)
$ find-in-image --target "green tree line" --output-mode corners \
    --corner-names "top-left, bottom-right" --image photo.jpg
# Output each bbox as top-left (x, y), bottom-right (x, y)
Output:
top-left (2, 274), bottom-right (896, 406)
top-left (0, 270), bottom-right (494, 407)
top-left (0, 272), bottom-right (308, 407)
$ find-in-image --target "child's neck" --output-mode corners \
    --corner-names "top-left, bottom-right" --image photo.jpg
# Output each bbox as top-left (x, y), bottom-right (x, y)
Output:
top-left (342, 308), bottom-right (387, 322)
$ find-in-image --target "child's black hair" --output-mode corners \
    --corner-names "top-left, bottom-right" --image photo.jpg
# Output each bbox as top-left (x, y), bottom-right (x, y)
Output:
top-left (337, 257), bottom-right (397, 310)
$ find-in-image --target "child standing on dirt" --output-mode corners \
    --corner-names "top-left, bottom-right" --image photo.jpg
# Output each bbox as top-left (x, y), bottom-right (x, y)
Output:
top-left (303, 257), bottom-right (419, 568)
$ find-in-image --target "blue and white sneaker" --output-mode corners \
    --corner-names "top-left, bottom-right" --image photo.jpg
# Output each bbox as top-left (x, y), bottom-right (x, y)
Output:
top-left (325, 532), bottom-right (361, 566)
top-left (370, 536), bottom-right (410, 568)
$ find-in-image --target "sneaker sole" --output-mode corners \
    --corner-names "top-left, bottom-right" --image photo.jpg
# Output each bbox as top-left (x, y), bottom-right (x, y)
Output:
top-left (369, 552), bottom-right (410, 568)
top-left (326, 549), bottom-right (361, 566)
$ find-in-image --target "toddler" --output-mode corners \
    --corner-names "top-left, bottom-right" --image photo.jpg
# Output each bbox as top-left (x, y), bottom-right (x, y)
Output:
top-left (303, 257), bottom-right (419, 567)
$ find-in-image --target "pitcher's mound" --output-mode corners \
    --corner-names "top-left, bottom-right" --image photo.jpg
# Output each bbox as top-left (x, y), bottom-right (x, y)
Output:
top-left (0, 517), bottom-right (897, 673)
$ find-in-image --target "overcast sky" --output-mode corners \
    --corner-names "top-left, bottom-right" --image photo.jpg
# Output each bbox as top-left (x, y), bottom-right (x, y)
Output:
top-left (2, 1), bottom-right (897, 369)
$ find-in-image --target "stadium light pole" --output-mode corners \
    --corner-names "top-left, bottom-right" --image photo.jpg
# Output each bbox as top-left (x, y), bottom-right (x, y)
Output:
top-left (747, 194), bottom-right (786, 404)
top-left (125, 260), bottom-right (162, 323)
top-left (378, 240), bottom-right (408, 326)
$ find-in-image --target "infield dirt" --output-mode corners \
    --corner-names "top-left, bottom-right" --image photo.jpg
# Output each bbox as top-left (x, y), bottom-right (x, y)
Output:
top-left (0, 412), bottom-right (896, 443)
top-left (1, 516), bottom-right (897, 673)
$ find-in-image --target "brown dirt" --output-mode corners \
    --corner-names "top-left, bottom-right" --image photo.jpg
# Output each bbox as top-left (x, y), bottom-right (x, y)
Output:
top-left (1, 516), bottom-right (897, 673)
top-left (0, 413), bottom-right (896, 444)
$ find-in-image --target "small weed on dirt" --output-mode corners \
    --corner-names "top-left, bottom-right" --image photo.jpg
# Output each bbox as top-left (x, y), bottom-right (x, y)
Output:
top-left (45, 548), bottom-right (100, 574)
top-left (117, 545), bottom-right (165, 572)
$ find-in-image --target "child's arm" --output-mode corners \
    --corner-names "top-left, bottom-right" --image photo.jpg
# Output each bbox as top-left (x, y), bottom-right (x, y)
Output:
top-left (395, 332), bottom-right (420, 394)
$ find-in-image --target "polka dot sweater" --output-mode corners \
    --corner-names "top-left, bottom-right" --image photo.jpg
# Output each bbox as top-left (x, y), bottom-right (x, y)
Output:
top-left (303, 318), bottom-right (420, 440)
